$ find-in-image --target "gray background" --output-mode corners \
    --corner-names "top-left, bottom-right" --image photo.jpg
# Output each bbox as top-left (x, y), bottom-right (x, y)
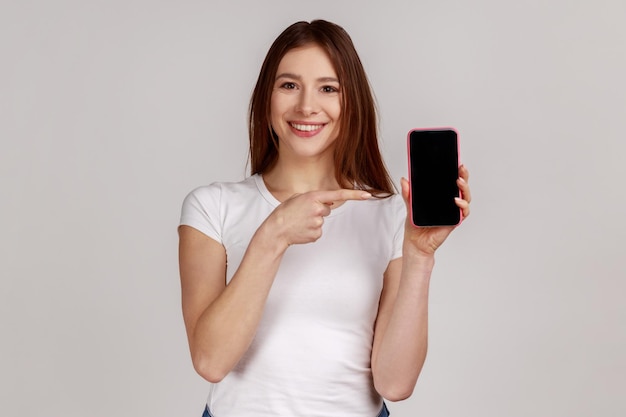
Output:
top-left (2, 0), bottom-right (625, 416)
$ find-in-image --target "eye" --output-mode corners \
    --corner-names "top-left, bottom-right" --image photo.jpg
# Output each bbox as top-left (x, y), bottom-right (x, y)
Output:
top-left (321, 85), bottom-right (339, 93)
top-left (280, 82), bottom-right (297, 90)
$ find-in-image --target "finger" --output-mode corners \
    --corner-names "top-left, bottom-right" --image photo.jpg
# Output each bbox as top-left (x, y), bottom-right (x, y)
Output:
top-left (316, 189), bottom-right (372, 205)
top-left (400, 177), bottom-right (410, 205)
top-left (457, 176), bottom-right (471, 204)
top-left (455, 197), bottom-right (470, 218)
top-left (284, 192), bottom-right (302, 203)
top-left (315, 215), bottom-right (325, 227)
top-left (319, 203), bottom-right (332, 217)
top-left (459, 164), bottom-right (469, 181)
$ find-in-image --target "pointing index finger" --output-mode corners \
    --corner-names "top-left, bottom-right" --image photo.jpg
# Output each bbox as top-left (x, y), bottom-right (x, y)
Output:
top-left (317, 189), bottom-right (372, 205)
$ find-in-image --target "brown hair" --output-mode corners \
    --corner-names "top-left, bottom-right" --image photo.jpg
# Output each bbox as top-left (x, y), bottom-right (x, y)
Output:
top-left (248, 20), bottom-right (395, 196)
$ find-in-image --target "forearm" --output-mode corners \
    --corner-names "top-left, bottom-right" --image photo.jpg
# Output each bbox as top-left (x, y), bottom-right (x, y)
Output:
top-left (372, 252), bottom-right (434, 400)
top-left (190, 225), bottom-right (288, 382)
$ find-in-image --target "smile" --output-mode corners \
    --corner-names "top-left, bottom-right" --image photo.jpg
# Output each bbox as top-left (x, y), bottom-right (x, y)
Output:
top-left (290, 123), bottom-right (325, 132)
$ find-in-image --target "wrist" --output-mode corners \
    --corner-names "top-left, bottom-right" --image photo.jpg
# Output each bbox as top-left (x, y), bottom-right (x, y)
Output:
top-left (402, 247), bottom-right (435, 271)
top-left (254, 217), bottom-right (290, 256)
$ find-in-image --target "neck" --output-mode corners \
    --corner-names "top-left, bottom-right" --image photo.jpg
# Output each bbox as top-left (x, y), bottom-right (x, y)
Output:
top-left (262, 158), bottom-right (343, 201)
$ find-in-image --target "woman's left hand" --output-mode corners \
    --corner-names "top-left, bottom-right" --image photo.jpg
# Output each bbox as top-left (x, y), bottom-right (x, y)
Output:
top-left (400, 165), bottom-right (471, 256)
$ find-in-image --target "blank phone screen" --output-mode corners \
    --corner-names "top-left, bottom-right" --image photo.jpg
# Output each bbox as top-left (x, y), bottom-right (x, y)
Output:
top-left (408, 129), bottom-right (460, 227)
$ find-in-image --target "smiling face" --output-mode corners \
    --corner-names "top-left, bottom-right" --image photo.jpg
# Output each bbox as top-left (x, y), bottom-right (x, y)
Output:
top-left (270, 43), bottom-right (342, 165)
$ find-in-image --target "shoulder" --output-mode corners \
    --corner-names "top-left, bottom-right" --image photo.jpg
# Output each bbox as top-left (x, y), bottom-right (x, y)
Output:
top-left (181, 176), bottom-right (260, 223)
top-left (183, 175), bottom-right (258, 205)
top-left (366, 193), bottom-right (406, 232)
top-left (179, 176), bottom-right (261, 240)
top-left (345, 192), bottom-right (405, 228)
top-left (363, 193), bottom-right (405, 216)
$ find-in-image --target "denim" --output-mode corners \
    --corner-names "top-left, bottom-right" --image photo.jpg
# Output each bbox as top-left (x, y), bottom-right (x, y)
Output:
top-left (202, 402), bottom-right (389, 417)
top-left (378, 402), bottom-right (390, 417)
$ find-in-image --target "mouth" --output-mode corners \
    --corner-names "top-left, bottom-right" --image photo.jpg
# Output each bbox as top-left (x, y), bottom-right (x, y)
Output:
top-left (289, 122), bottom-right (326, 132)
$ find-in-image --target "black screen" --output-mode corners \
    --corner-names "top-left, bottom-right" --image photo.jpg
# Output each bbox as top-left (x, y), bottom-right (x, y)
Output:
top-left (409, 129), bottom-right (460, 227)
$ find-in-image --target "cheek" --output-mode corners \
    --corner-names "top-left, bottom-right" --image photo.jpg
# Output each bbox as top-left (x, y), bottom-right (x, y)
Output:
top-left (270, 93), bottom-right (277, 111)
top-left (269, 96), bottom-right (281, 125)
top-left (270, 94), bottom-right (290, 119)
top-left (329, 103), bottom-right (341, 123)
top-left (329, 96), bottom-right (342, 120)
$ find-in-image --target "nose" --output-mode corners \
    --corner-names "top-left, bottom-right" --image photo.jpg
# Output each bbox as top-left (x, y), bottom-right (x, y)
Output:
top-left (295, 88), bottom-right (319, 116)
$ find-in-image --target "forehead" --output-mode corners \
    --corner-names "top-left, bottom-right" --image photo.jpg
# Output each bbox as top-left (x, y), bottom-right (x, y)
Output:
top-left (276, 44), bottom-right (338, 78)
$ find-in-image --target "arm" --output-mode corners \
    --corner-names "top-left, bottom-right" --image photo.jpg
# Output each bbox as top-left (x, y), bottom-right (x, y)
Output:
top-left (179, 189), bottom-right (372, 382)
top-left (179, 223), bottom-right (286, 383)
top-left (371, 166), bottom-right (471, 401)
top-left (371, 254), bottom-right (433, 401)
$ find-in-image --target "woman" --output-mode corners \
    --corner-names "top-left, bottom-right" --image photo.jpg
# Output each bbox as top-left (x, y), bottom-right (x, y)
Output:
top-left (179, 20), bottom-right (471, 417)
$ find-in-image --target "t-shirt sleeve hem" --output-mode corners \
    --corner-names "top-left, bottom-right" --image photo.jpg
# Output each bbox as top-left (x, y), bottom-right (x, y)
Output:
top-left (389, 251), bottom-right (403, 261)
top-left (179, 184), bottom-right (223, 244)
top-left (179, 219), bottom-right (222, 245)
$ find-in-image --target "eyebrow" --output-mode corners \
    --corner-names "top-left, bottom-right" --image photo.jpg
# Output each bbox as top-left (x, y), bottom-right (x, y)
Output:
top-left (275, 73), bottom-right (339, 83)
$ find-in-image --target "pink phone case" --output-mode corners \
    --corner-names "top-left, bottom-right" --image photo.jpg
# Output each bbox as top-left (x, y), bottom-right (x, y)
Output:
top-left (406, 127), bottom-right (462, 227)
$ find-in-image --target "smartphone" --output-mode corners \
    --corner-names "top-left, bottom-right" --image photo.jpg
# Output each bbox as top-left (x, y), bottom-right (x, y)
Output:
top-left (407, 128), bottom-right (461, 227)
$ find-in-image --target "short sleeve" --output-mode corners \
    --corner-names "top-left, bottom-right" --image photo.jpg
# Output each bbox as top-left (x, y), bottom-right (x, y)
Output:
top-left (390, 194), bottom-right (406, 260)
top-left (179, 184), bottom-right (223, 244)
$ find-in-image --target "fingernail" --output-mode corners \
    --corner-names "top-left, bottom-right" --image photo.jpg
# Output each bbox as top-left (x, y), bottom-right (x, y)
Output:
top-left (458, 177), bottom-right (466, 184)
top-left (361, 192), bottom-right (372, 199)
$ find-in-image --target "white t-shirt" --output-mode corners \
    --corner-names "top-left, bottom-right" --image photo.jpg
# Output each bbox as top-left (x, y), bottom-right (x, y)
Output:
top-left (180, 174), bottom-right (405, 417)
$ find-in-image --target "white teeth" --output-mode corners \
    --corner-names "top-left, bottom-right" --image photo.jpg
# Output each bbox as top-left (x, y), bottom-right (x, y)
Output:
top-left (291, 123), bottom-right (323, 132)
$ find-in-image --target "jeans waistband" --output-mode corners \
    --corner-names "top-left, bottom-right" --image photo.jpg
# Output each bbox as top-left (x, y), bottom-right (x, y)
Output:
top-left (202, 402), bottom-right (389, 417)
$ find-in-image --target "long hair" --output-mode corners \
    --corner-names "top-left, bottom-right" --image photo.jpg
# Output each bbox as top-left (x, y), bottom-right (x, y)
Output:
top-left (248, 20), bottom-right (395, 196)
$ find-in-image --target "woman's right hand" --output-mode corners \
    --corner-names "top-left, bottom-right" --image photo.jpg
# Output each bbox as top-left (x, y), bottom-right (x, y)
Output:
top-left (264, 189), bottom-right (372, 248)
